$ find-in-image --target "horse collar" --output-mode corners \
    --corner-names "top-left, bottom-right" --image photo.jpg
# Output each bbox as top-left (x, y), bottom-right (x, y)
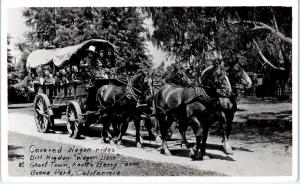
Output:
top-left (195, 86), bottom-right (215, 103)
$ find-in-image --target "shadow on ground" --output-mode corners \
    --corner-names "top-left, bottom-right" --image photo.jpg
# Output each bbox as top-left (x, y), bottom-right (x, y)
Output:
top-left (8, 145), bottom-right (24, 161)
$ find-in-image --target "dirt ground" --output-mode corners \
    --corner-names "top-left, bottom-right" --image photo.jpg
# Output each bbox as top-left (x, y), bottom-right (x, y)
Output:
top-left (9, 132), bottom-right (223, 176)
top-left (6, 99), bottom-right (293, 177)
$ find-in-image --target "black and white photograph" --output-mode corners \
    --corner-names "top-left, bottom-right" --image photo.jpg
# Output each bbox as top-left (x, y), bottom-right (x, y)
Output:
top-left (2, 0), bottom-right (297, 181)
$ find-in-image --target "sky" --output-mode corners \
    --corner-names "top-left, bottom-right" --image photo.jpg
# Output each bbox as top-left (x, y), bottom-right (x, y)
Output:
top-left (7, 8), bottom-right (168, 67)
top-left (7, 8), bottom-right (30, 62)
top-left (8, 8), bottom-right (29, 44)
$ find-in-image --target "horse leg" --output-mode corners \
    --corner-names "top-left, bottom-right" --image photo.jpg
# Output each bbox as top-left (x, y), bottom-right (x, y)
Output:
top-left (200, 125), bottom-right (210, 160)
top-left (179, 122), bottom-right (189, 149)
top-left (111, 118), bottom-right (120, 145)
top-left (117, 119), bottom-right (129, 146)
top-left (144, 117), bottom-right (157, 141)
top-left (152, 116), bottom-right (162, 142)
top-left (159, 115), bottom-right (172, 156)
top-left (101, 116), bottom-right (111, 143)
top-left (226, 112), bottom-right (233, 139)
top-left (221, 111), bottom-right (234, 155)
top-left (133, 116), bottom-right (143, 148)
top-left (189, 116), bottom-right (203, 160)
top-left (166, 121), bottom-right (177, 140)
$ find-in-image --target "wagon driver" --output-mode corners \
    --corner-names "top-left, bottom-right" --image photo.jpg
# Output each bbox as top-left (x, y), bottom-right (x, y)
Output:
top-left (80, 45), bottom-right (108, 79)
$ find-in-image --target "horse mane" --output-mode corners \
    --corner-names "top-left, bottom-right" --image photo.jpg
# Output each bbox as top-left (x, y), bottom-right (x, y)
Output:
top-left (131, 70), bottom-right (146, 91)
top-left (200, 65), bottom-right (215, 83)
top-left (164, 64), bottom-right (192, 86)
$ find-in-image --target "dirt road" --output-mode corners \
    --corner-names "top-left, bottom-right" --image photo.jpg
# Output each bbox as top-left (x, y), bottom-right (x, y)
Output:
top-left (7, 103), bottom-right (293, 176)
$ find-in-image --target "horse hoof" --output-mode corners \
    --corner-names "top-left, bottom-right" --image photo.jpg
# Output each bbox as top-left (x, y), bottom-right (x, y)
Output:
top-left (181, 144), bottom-right (188, 150)
top-left (161, 148), bottom-right (171, 156)
top-left (102, 138), bottom-right (109, 144)
top-left (155, 136), bottom-right (162, 143)
top-left (223, 143), bottom-right (234, 155)
top-left (117, 140), bottom-right (123, 146)
top-left (110, 140), bottom-right (116, 145)
top-left (165, 150), bottom-right (171, 156)
top-left (202, 155), bottom-right (210, 160)
top-left (190, 148), bottom-right (198, 160)
top-left (117, 141), bottom-right (125, 148)
top-left (225, 149), bottom-right (234, 155)
top-left (136, 142), bottom-right (143, 148)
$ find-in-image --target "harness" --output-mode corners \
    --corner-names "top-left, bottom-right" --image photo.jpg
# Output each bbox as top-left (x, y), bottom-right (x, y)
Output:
top-left (195, 86), bottom-right (214, 103)
top-left (148, 65), bottom-right (234, 118)
top-left (96, 77), bottom-right (146, 115)
top-left (126, 78), bottom-right (141, 104)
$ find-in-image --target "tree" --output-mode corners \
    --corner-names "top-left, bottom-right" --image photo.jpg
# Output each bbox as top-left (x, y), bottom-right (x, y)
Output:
top-left (144, 7), bottom-right (292, 96)
top-left (21, 7), bottom-right (150, 74)
top-left (7, 34), bottom-right (19, 85)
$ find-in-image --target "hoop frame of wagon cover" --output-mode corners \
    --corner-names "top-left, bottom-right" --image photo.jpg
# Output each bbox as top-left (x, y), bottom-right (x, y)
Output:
top-left (26, 39), bottom-right (117, 70)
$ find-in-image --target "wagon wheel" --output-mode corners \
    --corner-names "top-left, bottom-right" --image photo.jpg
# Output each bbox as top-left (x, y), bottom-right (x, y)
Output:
top-left (34, 93), bottom-right (53, 133)
top-left (66, 101), bottom-right (83, 139)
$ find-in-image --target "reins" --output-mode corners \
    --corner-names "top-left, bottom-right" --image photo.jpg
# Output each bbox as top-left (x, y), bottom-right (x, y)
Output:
top-left (126, 78), bottom-right (142, 103)
top-left (147, 66), bottom-right (233, 118)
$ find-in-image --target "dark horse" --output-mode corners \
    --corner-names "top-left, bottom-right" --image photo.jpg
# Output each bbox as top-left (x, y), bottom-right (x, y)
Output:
top-left (156, 62), bottom-right (252, 155)
top-left (163, 62), bottom-right (252, 154)
top-left (154, 63), bottom-right (232, 160)
top-left (216, 62), bottom-right (252, 154)
top-left (96, 70), bottom-right (151, 147)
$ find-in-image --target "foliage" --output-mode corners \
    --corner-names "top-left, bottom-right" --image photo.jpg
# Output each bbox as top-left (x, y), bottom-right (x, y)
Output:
top-left (7, 34), bottom-right (20, 85)
top-left (22, 7), bottom-right (150, 74)
top-left (144, 7), bottom-right (292, 76)
top-left (8, 34), bottom-right (35, 103)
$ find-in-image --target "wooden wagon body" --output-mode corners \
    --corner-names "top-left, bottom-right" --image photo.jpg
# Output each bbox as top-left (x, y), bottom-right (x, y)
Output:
top-left (27, 39), bottom-right (125, 138)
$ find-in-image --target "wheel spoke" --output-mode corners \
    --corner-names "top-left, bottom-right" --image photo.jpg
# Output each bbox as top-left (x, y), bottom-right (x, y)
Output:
top-left (42, 115), bottom-right (48, 130)
top-left (36, 99), bottom-right (45, 115)
top-left (68, 110), bottom-right (76, 122)
top-left (67, 103), bottom-right (81, 138)
top-left (67, 107), bottom-right (75, 135)
top-left (34, 95), bottom-right (51, 133)
top-left (37, 99), bottom-right (43, 110)
top-left (73, 121), bottom-right (78, 131)
top-left (37, 115), bottom-right (42, 126)
top-left (36, 109), bottom-right (43, 115)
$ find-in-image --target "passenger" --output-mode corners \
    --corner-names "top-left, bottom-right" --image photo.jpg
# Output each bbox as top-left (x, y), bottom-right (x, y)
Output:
top-left (80, 46), bottom-right (97, 79)
top-left (27, 79), bottom-right (35, 93)
top-left (99, 50), bottom-right (111, 68)
top-left (80, 45), bottom-right (109, 79)
top-left (31, 73), bottom-right (40, 93)
top-left (60, 69), bottom-right (69, 97)
top-left (44, 70), bottom-right (56, 97)
top-left (54, 71), bottom-right (61, 95)
top-left (65, 66), bottom-right (72, 81)
top-left (71, 66), bottom-right (80, 81)
top-left (35, 66), bottom-right (44, 86)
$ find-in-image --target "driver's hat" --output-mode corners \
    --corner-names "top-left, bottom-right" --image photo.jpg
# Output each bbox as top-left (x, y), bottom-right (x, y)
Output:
top-left (87, 45), bottom-right (96, 53)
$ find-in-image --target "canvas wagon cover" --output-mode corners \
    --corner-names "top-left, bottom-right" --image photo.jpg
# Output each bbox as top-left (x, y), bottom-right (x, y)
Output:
top-left (26, 39), bottom-right (115, 68)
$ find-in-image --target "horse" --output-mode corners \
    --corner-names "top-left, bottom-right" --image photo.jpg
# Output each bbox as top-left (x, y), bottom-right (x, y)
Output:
top-left (176, 62), bottom-right (252, 154)
top-left (153, 63), bottom-right (232, 160)
top-left (96, 70), bottom-right (152, 148)
top-left (142, 65), bottom-right (194, 141)
top-left (217, 62), bottom-right (252, 154)
top-left (164, 64), bottom-right (192, 86)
